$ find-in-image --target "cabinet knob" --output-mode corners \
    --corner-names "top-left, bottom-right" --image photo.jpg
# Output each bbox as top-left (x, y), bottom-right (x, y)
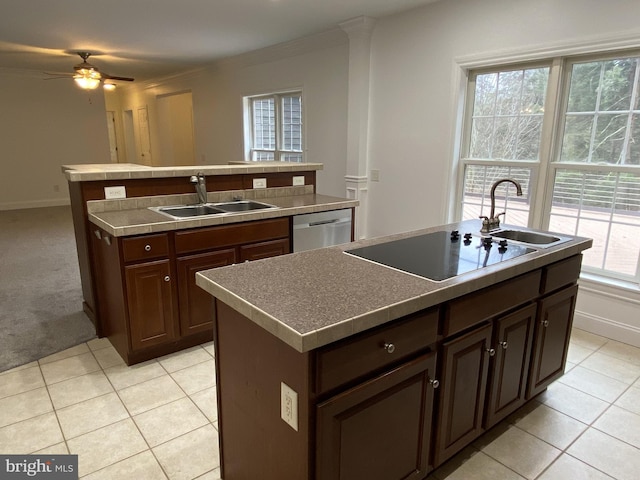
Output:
top-left (542, 320), bottom-right (549, 327)
top-left (383, 343), bottom-right (396, 354)
top-left (499, 341), bottom-right (508, 350)
top-left (144, 244), bottom-right (152, 252)
top-left (429, 378), bottom-right (440, 389)
top-left (164, 275), bottom-right (170, 282)
top-left (486, 347), bottom-right (496, 356)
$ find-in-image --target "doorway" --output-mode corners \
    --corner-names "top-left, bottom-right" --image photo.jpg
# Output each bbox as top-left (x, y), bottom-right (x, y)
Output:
top-left (123, 110), bottom-right (137, 164)
top-left (156, 91), bottom-right (196, 166)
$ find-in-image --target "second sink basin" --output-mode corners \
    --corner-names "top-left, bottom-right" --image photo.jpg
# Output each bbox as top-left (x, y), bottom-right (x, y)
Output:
top-left (214, 200), bottom-right (277, 212)
top-left (491, 229), bottom-right (568, 247)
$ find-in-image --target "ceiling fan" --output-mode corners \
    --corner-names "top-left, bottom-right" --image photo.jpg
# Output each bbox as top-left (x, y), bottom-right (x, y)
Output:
top-left (44, 52), bottom-right (134, 90)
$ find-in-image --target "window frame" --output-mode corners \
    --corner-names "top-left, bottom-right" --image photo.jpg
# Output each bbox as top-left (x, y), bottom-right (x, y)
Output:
top-left (244, 90), bottom-right (304, 162)
top-left (454, 51), bottom-right (640, 285)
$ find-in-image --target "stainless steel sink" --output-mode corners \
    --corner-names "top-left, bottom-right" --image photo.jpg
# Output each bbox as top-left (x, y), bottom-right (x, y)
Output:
top-left (151, 200), bottom-right (277, 219)
top-left (214, 200), bottom-right (277, 212)
top-left (491, 229), bottom-right (570, 248)
top-left (157, 204), bottom-right (226, 218)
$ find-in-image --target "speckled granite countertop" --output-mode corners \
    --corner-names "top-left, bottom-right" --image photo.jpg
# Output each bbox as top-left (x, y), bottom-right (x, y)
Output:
top-left (62, 161), bottom-right (323, 182)
top-left (89, 193), bottom-right (357, 237)
top-left (196, 219), bottom-right (592, 353)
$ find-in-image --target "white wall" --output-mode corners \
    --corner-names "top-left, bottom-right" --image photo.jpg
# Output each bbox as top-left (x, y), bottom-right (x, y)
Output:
top-left (366, 0), bottom-right (640, 238)
top-left (0, 70), bottom-right (111, 209)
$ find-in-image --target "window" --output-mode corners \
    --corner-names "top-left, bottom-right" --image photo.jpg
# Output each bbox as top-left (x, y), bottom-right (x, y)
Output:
top-left (246, 92), bottom-right (303, 162)
top-left (457, 53), bottom-right (640, 284)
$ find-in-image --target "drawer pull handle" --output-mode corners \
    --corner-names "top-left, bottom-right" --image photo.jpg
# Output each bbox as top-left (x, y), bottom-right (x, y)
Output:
top-left (164, 275), bottom-right (170, 282)
top-left (542, 320), bottom-right (549, 327)
top-left (429, 379), bottom-right (440, 389)
top-left (486, 348), bottom-right (496, 357)
top-left (383, 343), bottom-right (396, 354)
top-left (144, 244), bottom-right (152, 252)
top-left (499, 341), bottom-right (508, 350)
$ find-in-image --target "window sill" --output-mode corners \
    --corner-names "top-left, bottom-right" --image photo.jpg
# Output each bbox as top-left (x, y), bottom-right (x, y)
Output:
top-left (578, 272), bottom-right (640, 299)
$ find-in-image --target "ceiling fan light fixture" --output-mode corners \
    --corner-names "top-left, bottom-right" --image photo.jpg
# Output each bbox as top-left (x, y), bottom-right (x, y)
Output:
top-left (74, 75), bottom-right (100, 90)
top-left (103, 82), bottom-right (116, 91)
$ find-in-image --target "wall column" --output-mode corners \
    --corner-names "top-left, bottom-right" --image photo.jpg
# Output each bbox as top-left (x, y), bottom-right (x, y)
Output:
top-left (340, 16), bottom-right (375, 240)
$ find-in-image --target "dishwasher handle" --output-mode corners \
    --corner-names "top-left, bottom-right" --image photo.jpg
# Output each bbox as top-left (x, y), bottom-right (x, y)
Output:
top-left (309, 218), bottom-right (341, 227)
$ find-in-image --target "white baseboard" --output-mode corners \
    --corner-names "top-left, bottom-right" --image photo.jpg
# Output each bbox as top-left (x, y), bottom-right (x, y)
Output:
top-left (0, 198), bottom-right (70, 211)
top-left (573, 310), bottom-right (640, 348)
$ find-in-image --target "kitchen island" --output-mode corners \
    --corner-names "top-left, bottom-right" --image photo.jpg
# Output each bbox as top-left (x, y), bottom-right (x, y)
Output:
top-left (63, 162), bottom-right (358, 364)
top-left (196, 220), bottom-right (591, 479)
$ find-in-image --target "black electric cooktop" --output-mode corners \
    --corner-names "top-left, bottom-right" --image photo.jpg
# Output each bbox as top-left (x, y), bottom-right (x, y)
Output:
top-left (345, 230), bottom-right (535, 281)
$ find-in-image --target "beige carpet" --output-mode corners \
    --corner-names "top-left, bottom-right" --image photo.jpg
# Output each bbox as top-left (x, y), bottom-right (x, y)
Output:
top-left (0, 205), bottom-right (96, 372)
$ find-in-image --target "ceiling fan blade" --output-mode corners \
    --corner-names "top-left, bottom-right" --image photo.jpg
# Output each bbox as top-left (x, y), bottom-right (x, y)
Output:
top-left (44, 71), bottom-right (75, 77)
top-left (103, 74), bottom-right (135, 82)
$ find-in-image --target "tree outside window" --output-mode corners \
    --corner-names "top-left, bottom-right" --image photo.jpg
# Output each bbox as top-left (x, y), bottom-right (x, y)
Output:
top-left (457, 54), bottom-right (640, 283)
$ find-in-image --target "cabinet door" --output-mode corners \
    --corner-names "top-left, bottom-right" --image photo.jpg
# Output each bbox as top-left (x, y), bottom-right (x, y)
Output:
top-left (485, 304), bottom-right (536, 429)
top-left (125, 260), bottom-right (177, 350)
top-left (316, 352), bottom-right (438, 480)
top-left (434, 323), bottom-right (492, 467)
top-left (239, 238), bottom-right (290, 262)
top-left (176, 248), bottom-right (237, 337)
top-left (527, 284), bottom-right (578, 398)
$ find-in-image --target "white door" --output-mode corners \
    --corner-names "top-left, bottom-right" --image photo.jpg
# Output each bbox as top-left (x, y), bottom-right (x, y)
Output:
top-left (137, 106), bottom-right (152, 164)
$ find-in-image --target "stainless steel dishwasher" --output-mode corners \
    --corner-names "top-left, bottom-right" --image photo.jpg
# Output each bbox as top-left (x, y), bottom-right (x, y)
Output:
top-left (293, 208), bottom-right (352, 252)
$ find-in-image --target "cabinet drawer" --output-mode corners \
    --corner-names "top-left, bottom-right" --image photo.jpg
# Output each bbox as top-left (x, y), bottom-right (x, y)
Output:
top-left (444, 270), bottom-right (541, 337)
top-left (175, 218), bottom-right (289, 255)
top-left (122, 234), bottom-right (170, 263)
top-left (540, 255), bottom-right (582, 294)
top-left (315, 308), bottom-right (439, 395)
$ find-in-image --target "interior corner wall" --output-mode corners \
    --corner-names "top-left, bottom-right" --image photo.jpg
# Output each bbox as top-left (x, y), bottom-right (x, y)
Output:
top-left (365, 0), bottom-right (640, 239)
top-left (0, 72), bottom-right (111, 210)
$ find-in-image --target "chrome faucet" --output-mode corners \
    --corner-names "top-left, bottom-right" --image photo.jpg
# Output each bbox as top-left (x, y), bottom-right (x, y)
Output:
top-left (190, 173), bottom-right (207, 205)
top-left (480, 178), bottom-right (523, 233)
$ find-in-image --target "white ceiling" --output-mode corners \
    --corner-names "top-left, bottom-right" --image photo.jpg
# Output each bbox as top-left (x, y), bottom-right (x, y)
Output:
top-left (0, 0), bottom-right (438, 83)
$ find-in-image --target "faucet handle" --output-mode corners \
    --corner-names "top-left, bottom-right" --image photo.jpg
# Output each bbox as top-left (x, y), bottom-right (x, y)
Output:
top-left (495, 212), bottom-right (505, 224)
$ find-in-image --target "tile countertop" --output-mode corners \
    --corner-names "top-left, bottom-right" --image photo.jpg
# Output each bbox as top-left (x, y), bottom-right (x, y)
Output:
top-left (62, 162), bottom-right (323, 182)
top-left (195, 219), bottom-right (592, 353)
top-left (89, 193), bottom-right (358, 237)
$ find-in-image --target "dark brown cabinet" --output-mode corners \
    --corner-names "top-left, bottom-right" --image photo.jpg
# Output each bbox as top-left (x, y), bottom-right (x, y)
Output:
top-left (485, 303), bottom-right (535, 428)
top-left (527, 284), bottom-right (578, 398)
top-left (239, 238), bottom-right (290, 262)
top-left (125, 259), bottom-right (177, 350)
top-left (434, 323), bottom-right (492, 466)
top-left (94, 217), bottom-right (290, 365)
top-left (176, 249), bottom-right (237, 337)
top-left (316, 353), bottom-right (437, 480)
top-left (434, 303), bottom-right (536, 466)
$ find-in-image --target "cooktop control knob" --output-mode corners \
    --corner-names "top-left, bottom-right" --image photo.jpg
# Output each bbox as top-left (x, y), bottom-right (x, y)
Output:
top-left (450, 230), bottom-right (460, 241)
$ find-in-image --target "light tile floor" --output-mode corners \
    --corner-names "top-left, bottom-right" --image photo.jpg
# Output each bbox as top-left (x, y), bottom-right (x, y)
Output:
top-left (1, 328), bottom-right (639, 479)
